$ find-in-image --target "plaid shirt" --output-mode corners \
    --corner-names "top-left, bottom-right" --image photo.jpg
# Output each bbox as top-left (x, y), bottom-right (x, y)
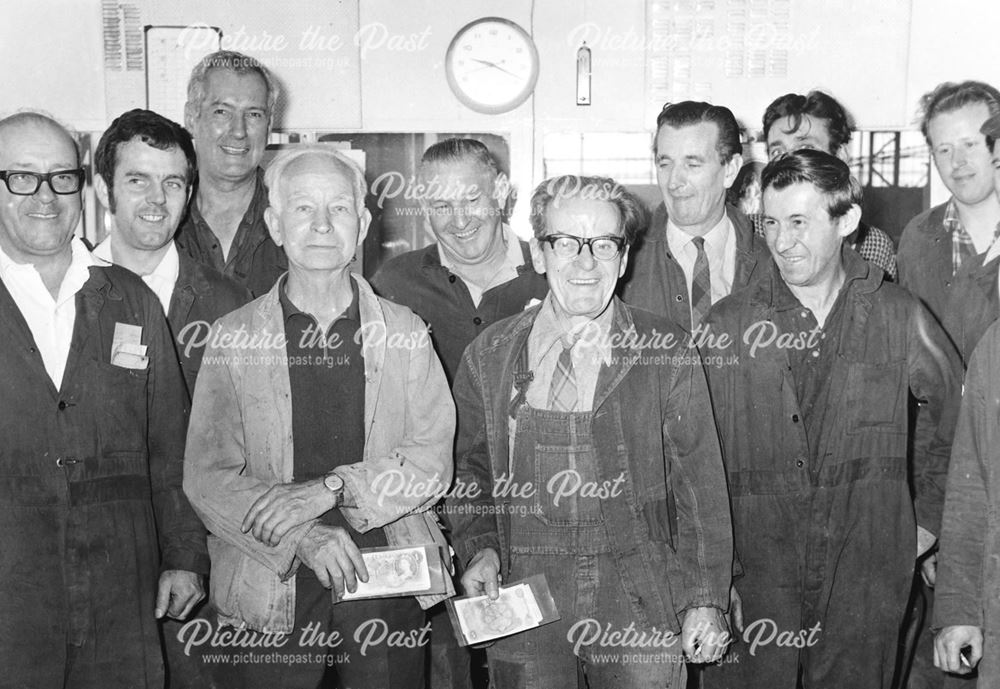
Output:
top-left (751, 214), bottom-right (898, 280)
top-left (943, 199), bottom-right (977, 276)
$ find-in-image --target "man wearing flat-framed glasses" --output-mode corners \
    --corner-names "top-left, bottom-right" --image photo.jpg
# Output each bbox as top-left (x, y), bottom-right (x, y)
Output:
top-left (0, 111), bottom-right (205, 688)
top-left (448, 174), bottom-right (734, 689)
top-left (0, 168), bottom-right (86, 196)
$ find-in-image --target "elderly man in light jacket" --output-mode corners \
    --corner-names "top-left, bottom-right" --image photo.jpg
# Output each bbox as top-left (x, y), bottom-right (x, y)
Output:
top-left (184, 145), bottom-right (455, 689)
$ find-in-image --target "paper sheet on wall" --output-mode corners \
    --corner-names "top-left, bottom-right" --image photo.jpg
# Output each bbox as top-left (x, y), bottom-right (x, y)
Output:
top-left (145, 25), bottom-right (221, 123)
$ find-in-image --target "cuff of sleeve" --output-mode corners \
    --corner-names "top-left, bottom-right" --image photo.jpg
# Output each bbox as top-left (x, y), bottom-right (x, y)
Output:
top-left (456, 533), bottom-right (502, 570)
top-left (160, 549), bottom-right (211, 576)
top-left (675, 586), bottom-right (727, 617)
top-left (933, 593), bottom-right (985, 630)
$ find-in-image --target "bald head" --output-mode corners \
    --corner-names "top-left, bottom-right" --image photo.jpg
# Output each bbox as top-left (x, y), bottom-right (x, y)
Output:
top-left (0, 112), bottom-right (80, 167)
top-left (0, 112), bottom-right (83, 265)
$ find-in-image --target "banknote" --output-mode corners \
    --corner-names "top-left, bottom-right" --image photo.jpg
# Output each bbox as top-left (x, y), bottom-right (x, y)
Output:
top-left (452, 583), bottom-right (544, 643)
top-left (340, 546), bottom-right (432, 600)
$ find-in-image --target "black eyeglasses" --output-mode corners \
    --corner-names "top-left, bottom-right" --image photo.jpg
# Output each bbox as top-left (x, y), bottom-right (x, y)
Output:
top-left (539, 234), bottom-right (627, 261)
top-left (0, 169), bottom-right (86, 196)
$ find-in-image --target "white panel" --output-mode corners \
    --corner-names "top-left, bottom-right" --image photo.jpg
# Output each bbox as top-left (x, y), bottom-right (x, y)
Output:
top-left (134, 0), bottom-right (362, 129)
top-left (0, 0), bottom-right (107, 130)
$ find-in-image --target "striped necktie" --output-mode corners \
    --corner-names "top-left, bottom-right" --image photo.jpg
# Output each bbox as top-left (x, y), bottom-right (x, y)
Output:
top-left (548, 341), bottom-right (578, 412)
top-left (690, 236), bottom-right (712, 329)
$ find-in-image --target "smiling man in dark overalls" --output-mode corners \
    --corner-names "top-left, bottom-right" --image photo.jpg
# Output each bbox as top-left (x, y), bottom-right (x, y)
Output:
top-left (448, 174), bottom-right (734, 689)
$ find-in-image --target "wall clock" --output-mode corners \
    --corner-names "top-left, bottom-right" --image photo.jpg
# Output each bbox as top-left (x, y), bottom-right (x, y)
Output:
top-left (445, 17), bottom-right (540, 114)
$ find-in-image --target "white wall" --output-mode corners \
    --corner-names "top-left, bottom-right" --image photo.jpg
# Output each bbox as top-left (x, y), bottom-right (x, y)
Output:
top-left (4, 0), bottom-right (999, 211)
top-left (0, 0), bottom-right (107, 130)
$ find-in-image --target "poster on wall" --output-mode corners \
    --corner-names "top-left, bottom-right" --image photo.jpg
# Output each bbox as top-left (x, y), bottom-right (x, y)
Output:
top-left (145, 24), bottom-right (222, 123)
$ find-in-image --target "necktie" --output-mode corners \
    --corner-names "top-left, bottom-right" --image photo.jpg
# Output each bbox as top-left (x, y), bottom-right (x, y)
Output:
top-left (690, 236), bottom-right (712, 329)
top-left (548, 341), bottom-right (578, 412)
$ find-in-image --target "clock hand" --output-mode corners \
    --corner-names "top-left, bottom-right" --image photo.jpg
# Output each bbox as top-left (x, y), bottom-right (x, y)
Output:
top-left (469, 56), bottom-right (522, 79)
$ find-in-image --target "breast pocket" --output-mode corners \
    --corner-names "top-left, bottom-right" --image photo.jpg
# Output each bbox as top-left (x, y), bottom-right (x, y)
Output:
top-left (92, 358), bottom-right (149, 453)
top-left (844, 360), bottom-right (905, 434)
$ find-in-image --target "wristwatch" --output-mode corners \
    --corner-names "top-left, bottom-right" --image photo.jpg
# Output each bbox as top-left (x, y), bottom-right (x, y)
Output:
top-left (323, 472), bottom-right (345, 508)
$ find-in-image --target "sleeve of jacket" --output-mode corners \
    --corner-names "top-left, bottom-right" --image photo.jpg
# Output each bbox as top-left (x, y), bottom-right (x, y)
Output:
top-left (335, 312), bottom-right (456, 531)
top-left (934, 349), bottom-right (989, 629)
top-left (701, 315), bottom-right (745, 582)
top-left (183, 333), bottom-right (311, 577)
top-left (662, 344), bottom-right (734, 614)
top-left (146, 301), bottom-right (209, 575)
top-left (445, 345), bottom-right (502, 568)
top-left (908, 301), bottom-right (963, 536)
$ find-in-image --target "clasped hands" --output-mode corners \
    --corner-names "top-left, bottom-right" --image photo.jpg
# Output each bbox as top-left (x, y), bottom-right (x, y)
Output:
top-left (241, 478), bottom-right (368, 599)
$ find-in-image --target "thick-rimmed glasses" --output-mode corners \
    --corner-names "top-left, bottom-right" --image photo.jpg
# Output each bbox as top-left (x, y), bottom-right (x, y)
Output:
top-left (0, 169), bottom-right (86, 196)
top-left (539, 234), bottom-right (627, 261)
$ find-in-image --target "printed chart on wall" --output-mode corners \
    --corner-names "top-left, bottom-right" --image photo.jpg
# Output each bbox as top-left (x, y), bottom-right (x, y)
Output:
top-left (145, 24), bottom-right (221, 123)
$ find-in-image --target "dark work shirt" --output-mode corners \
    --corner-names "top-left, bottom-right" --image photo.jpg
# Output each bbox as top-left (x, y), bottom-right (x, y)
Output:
top-left (279, 278), bottom-right (388, 558)
top-left (176, 168), bottom-right (287, 298)
top-left (371, 241), bottom-right (548, 383)
top-left (771, 259), bottom-right (863, 466)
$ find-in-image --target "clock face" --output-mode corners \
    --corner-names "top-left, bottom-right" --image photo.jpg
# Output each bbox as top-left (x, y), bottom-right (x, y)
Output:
top-left (445, 17), bottom-right (540, 114)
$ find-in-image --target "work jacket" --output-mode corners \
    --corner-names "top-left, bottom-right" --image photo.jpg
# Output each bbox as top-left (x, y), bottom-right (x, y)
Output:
top-left (0, 265), bottom-right (203, 686)
top-left (702, 250), bottom-right (962, 687)
top-left (184, 274), bottom-right (456, 633)
top-left (448, 299), bottom-right (733, 631)
top-left (936, 319), bottom-right (1000, 688)
top-left (897, 201), bottom-right (1000, 363)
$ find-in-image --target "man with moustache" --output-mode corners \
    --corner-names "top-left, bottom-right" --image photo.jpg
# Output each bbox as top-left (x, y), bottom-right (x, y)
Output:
top-left (177, 50), bottom-right (286, 297)
top-left (92, 109), bottom-right (249, 398)
top-left (701, 150), bottom-right (961, 688)
top-left (0, 111), bottom-right (205, 687)
top-left (184, 146), bottom-right (455, 689)
top-left (449, 175), bottom-right (733, 688)
top-left (372, 139), bottom-right (546, 687)
top-left (761, 89), bottom-right (897, 278)
top-left (620, 100), bottom-right (770, 332)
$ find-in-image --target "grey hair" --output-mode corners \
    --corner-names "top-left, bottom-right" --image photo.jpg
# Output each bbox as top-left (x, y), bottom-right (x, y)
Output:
top-left (186, 50), bottom-right (279, 118)
top-left (264, 146), bottom-right (367, 215)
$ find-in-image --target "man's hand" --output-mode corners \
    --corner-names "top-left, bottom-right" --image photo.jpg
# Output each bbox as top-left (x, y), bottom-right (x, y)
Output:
top-left (155, 570), bottom-right (205, 620)
top-left (934, 625), bottom-right (983, 674)
top-left (296, 524), bottom-right (368, 601)
top-left (460, 549), bottom-right (501, 600)
top-left (728, 585), bottom-right (744, 635)
top-left (242, 479), bottom-right (337, 546)
top-left (682, 606), bottom-right (731, 664)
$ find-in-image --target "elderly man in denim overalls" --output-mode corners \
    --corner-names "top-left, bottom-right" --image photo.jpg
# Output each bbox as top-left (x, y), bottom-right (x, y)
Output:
top-left (448, 174), bottom-right (734, 689)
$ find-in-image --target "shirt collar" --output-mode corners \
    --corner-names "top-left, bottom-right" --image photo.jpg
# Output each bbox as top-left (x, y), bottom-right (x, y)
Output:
top-left (531, 293), bottom-right (615, 366)
top-left (0, 236), bottom-right (100, 303)
top-left (943, 197), bottom-right (963, 235)
top-left (91, 237), bottom-right (180, 309)
top-left (92, 237), bottom-right (113, 264)
top-left (437, 224), bottom-right (525, 271)
top-left (278, 273), bottom-right (361, 324)
top-left (770, 244), bottom-right (870, 310)
top-left (665, 211), bottom-right (732, 258)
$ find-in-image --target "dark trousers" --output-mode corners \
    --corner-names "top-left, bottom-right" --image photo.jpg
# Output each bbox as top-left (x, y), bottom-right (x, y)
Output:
top-left (209, 573), bottom-right (426, 689)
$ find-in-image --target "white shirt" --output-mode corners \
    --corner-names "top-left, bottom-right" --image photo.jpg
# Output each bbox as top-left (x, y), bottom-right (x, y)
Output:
top-left (92, 238), bottom-right (179, 314)
top-left (0, 237), bottom-right (101, 389)
top-left (665, 212), bottom-right (736, 309)
top-left (438, 224), bottom-right (525, 307)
